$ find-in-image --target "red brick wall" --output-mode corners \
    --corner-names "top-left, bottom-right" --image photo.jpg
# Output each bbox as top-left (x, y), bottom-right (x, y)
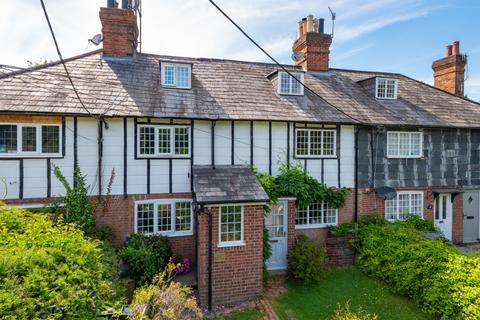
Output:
top-left (287, 200), bottom-right (296, 257)
top-left (197, 205), bottom-right (263, 307)
top-left (99, 7), bottom-right (138, 56)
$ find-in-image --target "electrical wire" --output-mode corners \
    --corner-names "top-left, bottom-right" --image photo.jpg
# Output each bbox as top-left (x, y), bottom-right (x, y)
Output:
top-left (206, 0), bottom-right (359, 123)
top-left (39, 0), bottom-right (95, 119)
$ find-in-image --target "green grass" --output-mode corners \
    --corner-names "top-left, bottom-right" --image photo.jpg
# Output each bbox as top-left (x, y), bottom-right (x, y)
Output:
top-left (212, 308), bottom-right (263, 320)
top-left (273, 267), bottom-right (435, 320)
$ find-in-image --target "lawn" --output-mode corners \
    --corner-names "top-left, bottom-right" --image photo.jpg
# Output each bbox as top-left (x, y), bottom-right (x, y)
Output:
top-left (273, 267), bottom-right (435, 320)
top-left (212, 308), bottom-right (263, 320)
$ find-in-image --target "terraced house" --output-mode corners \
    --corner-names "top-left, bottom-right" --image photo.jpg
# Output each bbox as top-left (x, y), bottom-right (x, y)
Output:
top-left (1, 2), bottom-right (479, 307)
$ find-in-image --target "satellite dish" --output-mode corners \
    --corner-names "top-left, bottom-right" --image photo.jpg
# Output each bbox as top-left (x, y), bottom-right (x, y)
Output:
top-left (291, 51), bottom-right (304, 62)
top-left (89, 34), bottom-right (103, 46)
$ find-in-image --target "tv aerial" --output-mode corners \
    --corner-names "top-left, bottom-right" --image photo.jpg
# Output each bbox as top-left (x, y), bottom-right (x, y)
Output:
top-left (328, 6), bottom-right (336, 38)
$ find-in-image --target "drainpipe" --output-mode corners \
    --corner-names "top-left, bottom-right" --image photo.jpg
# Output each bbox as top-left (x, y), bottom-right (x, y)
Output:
top-left (193, 199), bottom-right (199, 285)
top-left (207, 206), bottom-right (213, 311)
top-left (354, 126), bottom-right (359, 222)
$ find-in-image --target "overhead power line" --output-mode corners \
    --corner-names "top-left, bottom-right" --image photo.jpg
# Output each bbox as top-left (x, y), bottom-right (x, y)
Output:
top-left (39, 0), bottom-right (95, 119)
top-left (206, 0), bottom-right (359, 123)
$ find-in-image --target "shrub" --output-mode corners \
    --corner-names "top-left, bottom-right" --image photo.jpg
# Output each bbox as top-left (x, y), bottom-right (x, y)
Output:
top-left (289, 235), bottom-right (326, 283)
top-left (119, 233), bottom-right (172, 283)
top-left (355, 222), bottom-right (480, 319)
top-left (263, 222), bottom-right (273, 282)
top-left (129, 263), bottom-right (202, 320)
top-left (395, 214), bottom-right (436, 232)
top-left (332, 303), bottom-right (378, 320)
top-left (0, 204), bottom-right (122, 319)
top-left (329, 222), bottom-right (354, 236)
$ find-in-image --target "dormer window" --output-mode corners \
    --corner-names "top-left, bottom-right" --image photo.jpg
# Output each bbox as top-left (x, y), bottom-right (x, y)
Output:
top-left (278, 71), bottom-right (304, 95)
top-left (376, 78), bottom-right (398, 99)
top-left (161, 63), bottom-right (191, 89)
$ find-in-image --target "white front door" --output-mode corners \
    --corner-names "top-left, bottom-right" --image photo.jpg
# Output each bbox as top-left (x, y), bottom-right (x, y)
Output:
top-left (434, 193), bottom-right (453, 241)
top-left (265, 200), bottom-right (288, 270)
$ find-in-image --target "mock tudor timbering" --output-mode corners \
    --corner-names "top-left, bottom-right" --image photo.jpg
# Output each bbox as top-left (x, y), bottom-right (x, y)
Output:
top-left (1, 2), bottom-right (479, 308)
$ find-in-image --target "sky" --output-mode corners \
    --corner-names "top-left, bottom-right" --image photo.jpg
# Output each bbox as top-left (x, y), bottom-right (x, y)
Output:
top-left (1, 0), bottom-right (479, 100)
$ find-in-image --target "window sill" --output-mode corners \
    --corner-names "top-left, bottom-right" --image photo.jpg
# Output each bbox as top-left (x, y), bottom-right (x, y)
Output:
top-left (295, 223), bottom-right (337, 230)
top-left (294, 155), bottom-right (337, 159)
top-left (278, 92), bottom-right (304, 96)
top-left (141, 231), bottom-right (193, 237)
top-left (0, 154), bottom-right (63, 159)
top-left (386, 156), bottom-right (423, 159)
top-left (218, 240), bottom-right (245, 248)
top-left (135, 155), bottom-right (191, 160)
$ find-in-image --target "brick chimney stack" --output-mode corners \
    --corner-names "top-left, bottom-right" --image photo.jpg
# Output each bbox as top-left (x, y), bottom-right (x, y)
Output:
top-left (292, 15), bottom-right (332, 72)
top-left (99, 0), bottom-right (138, 56)
top-left (432, 41), bottom-right (467, 96)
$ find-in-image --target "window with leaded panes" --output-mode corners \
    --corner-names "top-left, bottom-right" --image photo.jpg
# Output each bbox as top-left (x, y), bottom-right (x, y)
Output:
top-left (278, 71), bottom-right (304, 95)
top-left (384, 191), bottom-right (423, 221)
top-left (376, 78), bottom-right (398, 99)
top-left (161, 63), bottom-right (191, 89)
top-left (387, 131), bottom-right (422, 158)
top-left (295, 128), bottom-right (336, 157)
top-left (138, 125), bottom-right (190, 157)
top-left (135, 200), bottom-right (193, 236)
top-left (295, 202), bottom-right (338, 228)
top-left (219, 205), bottom-right (244, 246)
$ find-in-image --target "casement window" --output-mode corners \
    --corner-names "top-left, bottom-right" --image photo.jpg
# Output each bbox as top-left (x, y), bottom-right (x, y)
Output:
top-left (387, 131), bottom-right (423, 158)
top-left (385, 191), bottom-right (423, 221)
top-left (0, 123), bottom-right (61, 157)
top-left (161, 63), bottom-right (191, 89)
top-left (375, 78), bottom-right (398, 99)
top-left (135, 199), bottom-right (193, 236)
top-left (295, 128), bottom-right (336, 157)
top-left (219, 205), bottom-right (244, 247)
top-left (137, 125), bottom-right (190, 157)
top-left (295, 202), bottom-right (338, 229)
top-left (278, 71), bottom-right (304, 95)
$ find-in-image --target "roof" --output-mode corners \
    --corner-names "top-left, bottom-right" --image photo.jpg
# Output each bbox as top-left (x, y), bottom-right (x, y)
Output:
top-left (192, 165), bottom-right (269, 204)
top-left (1, 50), bottom-right (479, 128)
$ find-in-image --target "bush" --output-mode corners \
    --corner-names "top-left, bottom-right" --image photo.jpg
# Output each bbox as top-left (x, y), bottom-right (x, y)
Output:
top-left (395, 214), bottom-right (436, 232)
top-left (129, 263), bottom-right (202, 320)
top-left (355, 222), bottom-right (480, 319)
top-left (289, 235), bottom-right (326, 283)
top-left (332, 303), bottom-right (378, 320)
top-left (119, 233), bottom-right (172, 283)
top-left (329, 222), bottom-right (354, 236)
top-left (0, 204), bottom-right (122, 319)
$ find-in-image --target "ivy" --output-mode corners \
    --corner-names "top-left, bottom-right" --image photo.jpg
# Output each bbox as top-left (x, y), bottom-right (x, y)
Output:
top-left (254, 162), bottom-right (350, 209)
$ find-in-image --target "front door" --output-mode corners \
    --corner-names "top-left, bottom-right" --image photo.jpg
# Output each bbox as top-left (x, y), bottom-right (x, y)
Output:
top-left (265, 200), bottom-right (288, 270)
top-left (434, 193), bottom-right (453, 241)
top-left (463, 190), bottom-right (480, 242)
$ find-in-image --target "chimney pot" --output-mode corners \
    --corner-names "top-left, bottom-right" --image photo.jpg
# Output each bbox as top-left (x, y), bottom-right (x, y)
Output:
top-left (292, 15), bottom-right (332, 72)
top-left (446, 45), bottom-right (453, 56)
top-left (452, 41), bottom-right (460, 55)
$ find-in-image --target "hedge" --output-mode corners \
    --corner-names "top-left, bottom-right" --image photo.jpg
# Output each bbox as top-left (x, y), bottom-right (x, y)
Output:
top-left (354, 219), bottom-right (480, 320)
top-left (0, 204), bottom-right (122, 319)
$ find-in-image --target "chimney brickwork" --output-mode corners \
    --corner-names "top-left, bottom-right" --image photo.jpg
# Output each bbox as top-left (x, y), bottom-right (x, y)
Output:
top-left (292, 15), bottom-right (332, 72)
top-left (99, 7), bottom-right (138, 56)
top-left (432, 41), bottom-right (467, 96)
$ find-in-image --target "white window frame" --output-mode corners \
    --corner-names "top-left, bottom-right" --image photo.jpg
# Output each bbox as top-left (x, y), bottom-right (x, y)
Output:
top-left (295, 202), bottom-right (338, 229)
top-left (134, 199), bottom-right (193, 237)
top-left (218, 204), bottom-right (245, 248)
top-left (295, 128), bottom-right (337, 158)
top-left (386, 131), bottom-right (423, 158)
top-left (0, 123), bottom-right (62, 158)
top-left (375, 77), bottom-right (398, 99)
top-left (137, 124), bottom-right (191, 158)
top-left (384, 191), bottom-right (424, 221)
top-left (277, 71), bottom-right (304, 95)
top-left (161, 63), bottom-right (192, 89)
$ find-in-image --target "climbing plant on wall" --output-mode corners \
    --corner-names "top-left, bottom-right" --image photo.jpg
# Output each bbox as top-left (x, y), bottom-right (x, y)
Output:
top-left (254, 162), bottom-right (350, 209)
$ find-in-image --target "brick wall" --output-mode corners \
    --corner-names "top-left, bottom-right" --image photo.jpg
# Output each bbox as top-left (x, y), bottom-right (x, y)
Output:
top-left (197, 205), bottom-right (263, 307)
top-left (99, 7), bottom-right (138, 56)
top-left (326, 232), bottom-right (355, 266)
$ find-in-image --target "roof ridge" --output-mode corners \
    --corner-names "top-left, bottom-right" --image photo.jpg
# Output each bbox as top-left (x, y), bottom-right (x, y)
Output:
top-left (0, 49), bottom-right (102, 79)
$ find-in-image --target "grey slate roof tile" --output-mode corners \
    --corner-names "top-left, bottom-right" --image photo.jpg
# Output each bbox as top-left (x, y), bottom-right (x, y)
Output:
top-left (192, 165), bottom-right (269, 204)
top-left (1, 50), bottom-right (480, 127)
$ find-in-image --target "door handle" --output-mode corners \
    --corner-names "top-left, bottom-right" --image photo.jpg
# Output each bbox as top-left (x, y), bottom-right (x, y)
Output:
top-left (270, 239), bottom-right (279, 243)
